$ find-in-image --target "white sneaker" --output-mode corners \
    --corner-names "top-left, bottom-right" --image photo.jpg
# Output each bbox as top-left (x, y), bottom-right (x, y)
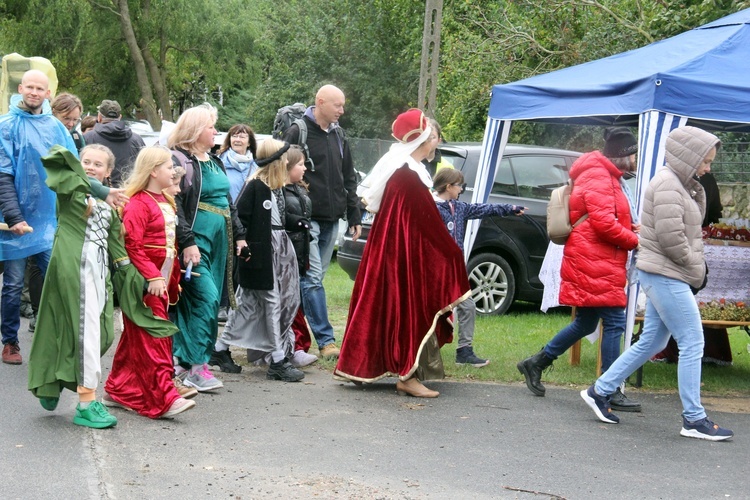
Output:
top-left (102, 392), bottom-right (130, 410)
top-left (183, 364), bottom-right (224, 392)
top-left (291, 350), bottom-right (318, 367)
top-left (162, 397), bottom-right (196, 418)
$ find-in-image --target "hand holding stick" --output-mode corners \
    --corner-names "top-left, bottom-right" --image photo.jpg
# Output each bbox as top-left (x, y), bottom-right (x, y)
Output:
top-left (0, 222), bottom-right (33, 234)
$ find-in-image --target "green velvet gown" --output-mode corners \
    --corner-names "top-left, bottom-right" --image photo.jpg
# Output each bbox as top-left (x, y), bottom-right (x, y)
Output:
top-left (172, 159), bottom-right (230, 365)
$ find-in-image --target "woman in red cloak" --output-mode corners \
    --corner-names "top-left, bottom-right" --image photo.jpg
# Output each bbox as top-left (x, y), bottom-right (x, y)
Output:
top-left (334, 109), bottom-right (470, 398)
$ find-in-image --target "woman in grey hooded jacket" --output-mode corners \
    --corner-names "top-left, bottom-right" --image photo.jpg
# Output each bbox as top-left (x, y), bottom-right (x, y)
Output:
top-left (581, 126), bottom-right (733, 441)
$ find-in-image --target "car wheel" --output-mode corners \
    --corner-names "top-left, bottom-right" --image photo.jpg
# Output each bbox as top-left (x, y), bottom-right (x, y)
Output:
top-left (466, 253), bottom-right (516, 316)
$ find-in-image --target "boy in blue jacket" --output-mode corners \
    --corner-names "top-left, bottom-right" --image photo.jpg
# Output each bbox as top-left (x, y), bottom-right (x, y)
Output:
top-left (433, 169), bottom-right (524, 366)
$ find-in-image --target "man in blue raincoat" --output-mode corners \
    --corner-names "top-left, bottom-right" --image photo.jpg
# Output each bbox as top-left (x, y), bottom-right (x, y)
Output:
top-left (0, 69), bottom-right (77, 365)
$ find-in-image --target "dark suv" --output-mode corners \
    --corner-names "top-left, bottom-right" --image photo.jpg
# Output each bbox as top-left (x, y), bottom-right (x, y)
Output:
top-left (337, 143), bottom-right (581, 315)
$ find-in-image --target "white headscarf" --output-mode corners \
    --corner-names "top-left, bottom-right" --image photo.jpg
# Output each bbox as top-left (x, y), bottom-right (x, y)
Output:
top-left (362, 126), bottom-right (433, 213)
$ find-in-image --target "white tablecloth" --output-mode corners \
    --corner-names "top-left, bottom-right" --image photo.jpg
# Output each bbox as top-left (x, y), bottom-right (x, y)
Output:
top-left (696, 243), bottom-right (750, 303)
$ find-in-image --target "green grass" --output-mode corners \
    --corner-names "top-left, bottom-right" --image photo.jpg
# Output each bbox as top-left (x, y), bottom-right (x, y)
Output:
top-left (323, 257), bottom-right (750, 396)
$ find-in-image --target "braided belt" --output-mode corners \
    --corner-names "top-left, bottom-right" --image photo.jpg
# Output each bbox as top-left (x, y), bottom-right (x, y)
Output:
top-left (198, 202), bottom-right (236, 308)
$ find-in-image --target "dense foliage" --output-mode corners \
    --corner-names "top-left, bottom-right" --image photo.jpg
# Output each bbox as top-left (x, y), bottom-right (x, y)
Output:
top-left (1, 0), bottom-right (748, 150)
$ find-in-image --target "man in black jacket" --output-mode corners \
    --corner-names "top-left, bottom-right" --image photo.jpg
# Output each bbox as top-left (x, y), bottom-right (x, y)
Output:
top-left (84, 100), bottom-right (145, 187)
top-left (282, 85), bottom-right (361, 358)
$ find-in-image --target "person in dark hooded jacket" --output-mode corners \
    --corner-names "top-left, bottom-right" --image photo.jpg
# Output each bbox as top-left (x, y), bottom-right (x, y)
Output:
top-left (84, 99), bottom-right (146, 187)
top-left (517, 127), bottom-right (641, 411)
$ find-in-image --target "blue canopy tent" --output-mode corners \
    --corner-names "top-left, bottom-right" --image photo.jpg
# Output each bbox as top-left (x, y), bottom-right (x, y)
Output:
top-left (467, 8), bottom-right (750, 346)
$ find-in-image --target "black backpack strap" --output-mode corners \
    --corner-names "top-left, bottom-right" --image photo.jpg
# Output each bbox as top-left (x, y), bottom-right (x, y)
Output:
top-left (292, 118), bottom-right (315, 171)
top-left (171, 149), bottom-right (194, 187)
top-left (293, 117), bottom-right (307, 146)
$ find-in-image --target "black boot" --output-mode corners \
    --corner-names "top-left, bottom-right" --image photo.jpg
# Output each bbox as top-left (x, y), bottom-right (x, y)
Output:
top-left (517, 348), bottom-right (554, 396)
top-left (608, 387), bottom-right (642, 412)
top-left (209, 349), bottom-right (242, 373)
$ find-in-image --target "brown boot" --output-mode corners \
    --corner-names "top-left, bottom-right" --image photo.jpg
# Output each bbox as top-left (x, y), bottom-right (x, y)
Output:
top-left (396, 378), bottom-right (439, 398)
top-left (174, 377), bottom-right (198, 399)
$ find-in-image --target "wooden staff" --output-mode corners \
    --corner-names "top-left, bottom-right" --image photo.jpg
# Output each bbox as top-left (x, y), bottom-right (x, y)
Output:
top-left (0, 223), bottom-right (33, 233)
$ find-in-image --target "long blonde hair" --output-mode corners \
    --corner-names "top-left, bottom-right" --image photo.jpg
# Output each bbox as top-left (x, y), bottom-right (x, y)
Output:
top-left (124, 145), bottom-right (173, 197)
top-left (252, 138), bottom-right (289, 190)
top-left (80, 144), bottom-right (115, 217)
top-left (167, 103), bottom-right (218, 153)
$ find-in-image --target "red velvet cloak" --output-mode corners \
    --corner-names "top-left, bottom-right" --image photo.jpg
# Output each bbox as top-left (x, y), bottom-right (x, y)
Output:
top-left (334, 166), bottom-right (470, 382)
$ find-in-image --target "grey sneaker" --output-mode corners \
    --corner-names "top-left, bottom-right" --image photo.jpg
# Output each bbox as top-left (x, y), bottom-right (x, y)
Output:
top-left (20, 302), bottom-right (34, 319)
top-left (183, 364), bottom-right (224, 391)
top-left (267, 358), bottom-right (304, 382)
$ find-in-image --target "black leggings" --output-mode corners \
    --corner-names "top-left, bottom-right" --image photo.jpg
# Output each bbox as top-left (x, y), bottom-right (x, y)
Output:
top-left (27, 259), bottom-right (45, 315)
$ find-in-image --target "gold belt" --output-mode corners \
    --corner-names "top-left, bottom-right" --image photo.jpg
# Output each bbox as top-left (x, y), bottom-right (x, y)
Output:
top-left (144, 245), bottom-right (177, 259)
top-left (198, 202), bottom-right (230, 217)
top-left (197, 202), bottom-right (236, 308)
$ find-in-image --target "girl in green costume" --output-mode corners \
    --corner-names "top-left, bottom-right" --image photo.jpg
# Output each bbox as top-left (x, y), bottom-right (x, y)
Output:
top-left (27, 145), bottom-right (166, 429)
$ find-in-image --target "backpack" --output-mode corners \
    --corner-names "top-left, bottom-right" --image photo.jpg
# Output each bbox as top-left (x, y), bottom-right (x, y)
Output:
top-left (272, 102), bottom-right (307, 141)
top-left (272, 102), bottom-right (313, 168)
top-left (546, 179), bottom-right (588, 245)
top-left (272, 102), bottom-right (347, 172)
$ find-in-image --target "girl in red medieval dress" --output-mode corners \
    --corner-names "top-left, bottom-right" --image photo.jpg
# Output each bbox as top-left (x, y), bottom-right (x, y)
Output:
top-left (104, 146), bottom-right (196, 418)
top-left (334, 109), bottom-right (471, 398)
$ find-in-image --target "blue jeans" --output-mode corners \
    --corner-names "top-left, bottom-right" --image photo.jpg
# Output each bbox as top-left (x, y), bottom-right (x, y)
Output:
top-left (1, 251), bottom-right (51, 345)
top-left (544, 306), bottom-right (625, 373)
top-left (301, 220), bottom-right (337, 348)
top-left (596, 270), bottom-right (706, 421)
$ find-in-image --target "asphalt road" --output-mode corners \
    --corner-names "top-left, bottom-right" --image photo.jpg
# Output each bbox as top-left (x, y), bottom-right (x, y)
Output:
top-left (1, 315), bottom-right (747, 500)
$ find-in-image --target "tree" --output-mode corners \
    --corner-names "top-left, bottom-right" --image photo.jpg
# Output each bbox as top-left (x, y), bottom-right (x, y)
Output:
top-left (3, 0), bottom-right (748, 143)
top-left (1, 0), bottom-right (263, 130)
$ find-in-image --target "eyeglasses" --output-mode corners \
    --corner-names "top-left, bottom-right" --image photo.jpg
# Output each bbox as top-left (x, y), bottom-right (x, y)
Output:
top-left (452, 182), bottom-right (467, 190)
top-left (60, 115), bottom-right (81, 126)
